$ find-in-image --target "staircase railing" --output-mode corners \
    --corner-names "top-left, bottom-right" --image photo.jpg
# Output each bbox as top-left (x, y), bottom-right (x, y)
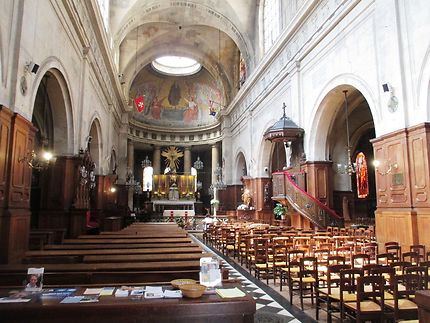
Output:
top-left (272, 171), bottom-right (344, 228)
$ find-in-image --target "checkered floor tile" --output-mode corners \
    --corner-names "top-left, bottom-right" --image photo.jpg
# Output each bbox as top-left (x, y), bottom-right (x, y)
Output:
top-left (190, 235), bottom-right (299, 322)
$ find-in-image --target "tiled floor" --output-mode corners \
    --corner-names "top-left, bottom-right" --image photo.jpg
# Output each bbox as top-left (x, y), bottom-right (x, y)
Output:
top-left (190, 234), bottom-right (317, 323)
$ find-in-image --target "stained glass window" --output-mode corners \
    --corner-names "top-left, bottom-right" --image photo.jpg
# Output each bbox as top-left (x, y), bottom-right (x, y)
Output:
top-left (356, 152), bottom-right (369, 198)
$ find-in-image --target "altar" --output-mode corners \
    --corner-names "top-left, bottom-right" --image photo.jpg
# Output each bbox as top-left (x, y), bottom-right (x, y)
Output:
top-left (162, 210), bottom-right (195, 218)
top-left (153, 200), bottom-right (195, 213)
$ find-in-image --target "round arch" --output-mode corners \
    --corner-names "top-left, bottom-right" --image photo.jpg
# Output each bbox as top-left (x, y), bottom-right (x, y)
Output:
top-left (87, 117), bottom-right (103, 174)
top-left (306, 74), bottom-right (378, 162)
top-left (233, 150), bottom-right (247, 185)
top-left (29, 58), bottom-right (75, 155)
top-left (308, 80), bottom-right (377, 220)
top-left (255, 117), bottom-right (286, 178)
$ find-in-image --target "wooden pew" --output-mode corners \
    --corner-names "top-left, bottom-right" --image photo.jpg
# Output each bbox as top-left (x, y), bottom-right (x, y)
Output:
top-left (0, 261), bottom-right (201, 287)
top-left (23, 246), bottom-right (204, 264)
top-left (0, 284), bottom-right (256, 323)
top-left (6, 223), bottom-right (204, 288)
top-left (77, 232), bottom-right (188, 239)
top-left (83, 252), bottom-right (211, 263)
top-left (44, 242), bottom-right (198, 250)
top-left (61, 237), bottom-right (193, 244)
top-left (29, 230), bottom-right (61, 250)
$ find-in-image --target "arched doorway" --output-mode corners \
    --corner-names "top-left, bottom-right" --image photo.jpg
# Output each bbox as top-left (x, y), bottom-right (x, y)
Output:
top-left (88, 119), bottom-right (102, 174)
top-left (235, 152), bottom-right (247, 183)
top-left (29, 69), bottom-right (72, 229)
top-left (326, 86), bottom-right (376, 222)
top-left (30, 75), bottom-right (53, 228)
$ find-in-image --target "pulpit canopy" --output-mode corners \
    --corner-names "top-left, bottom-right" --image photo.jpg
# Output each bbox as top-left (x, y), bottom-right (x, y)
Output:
top-left (264, 103), bottom-right (304, 142)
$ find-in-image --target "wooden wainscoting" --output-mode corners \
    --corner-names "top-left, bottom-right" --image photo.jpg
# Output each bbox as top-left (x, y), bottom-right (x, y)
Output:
top-left (375, 209), bottom-right (418, 252)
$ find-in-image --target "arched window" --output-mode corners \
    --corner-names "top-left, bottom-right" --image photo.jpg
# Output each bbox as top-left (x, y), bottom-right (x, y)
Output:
top-left (143, 166), bottom-right (154, 191)
top-left (263, 0), bottom-right (281, 53)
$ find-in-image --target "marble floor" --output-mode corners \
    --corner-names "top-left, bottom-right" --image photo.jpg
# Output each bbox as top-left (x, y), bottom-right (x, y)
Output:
top-left (190, 234), bottom-right (321, 323)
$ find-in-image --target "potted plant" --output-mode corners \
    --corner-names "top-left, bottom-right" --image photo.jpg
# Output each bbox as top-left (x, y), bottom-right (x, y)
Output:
top-left (273, 203), bottom-right (287, 220)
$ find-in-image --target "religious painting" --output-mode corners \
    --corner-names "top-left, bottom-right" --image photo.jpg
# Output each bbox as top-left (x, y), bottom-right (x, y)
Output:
top-left (355, 152), bottom-right (369, 198)
top-left (131, 66), bottom-right (223, 128)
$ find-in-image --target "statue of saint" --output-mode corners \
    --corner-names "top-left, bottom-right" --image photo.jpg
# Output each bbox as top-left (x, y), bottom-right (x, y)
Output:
top-left (241, 189), bottom-right (251, 208)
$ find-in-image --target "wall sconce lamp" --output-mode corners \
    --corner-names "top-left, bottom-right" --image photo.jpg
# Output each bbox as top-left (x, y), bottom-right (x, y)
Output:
top-left (373, 159), bottom-right (398, 176)
top-left (18, 150), bottom-right (55, 170)
top-left (109, 187), bottom-right (117, 193)
top-left (24, 61), bottom-right (40, 74)
top-left (382, 83), bottom-right (399, 113)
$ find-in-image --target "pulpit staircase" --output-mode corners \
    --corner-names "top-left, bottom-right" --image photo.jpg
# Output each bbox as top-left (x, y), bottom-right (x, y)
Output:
top-left (272, 171), bottom-right (343, 229)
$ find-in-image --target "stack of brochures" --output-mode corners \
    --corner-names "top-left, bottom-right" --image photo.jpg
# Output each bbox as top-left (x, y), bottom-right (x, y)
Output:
top-left (60, 295), bottom-right (99, 303)
top-left (144, 286), bottom-right (164, 299)
top-left (215, 288), bottom-right (246, 298)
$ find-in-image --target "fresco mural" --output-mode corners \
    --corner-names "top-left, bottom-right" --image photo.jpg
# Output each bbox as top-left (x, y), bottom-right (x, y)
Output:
top-left (131, 66), bottom-right (223, 127)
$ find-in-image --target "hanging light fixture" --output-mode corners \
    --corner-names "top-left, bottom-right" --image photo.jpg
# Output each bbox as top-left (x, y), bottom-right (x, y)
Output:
top-left (209, 162), bottom-right (226, 193)
top-left (340, 90), bottom-right (356, 176)
top-left (193, 156), bottom-right (204, 170)
top-left (141, 155), bottom-right (152, 168)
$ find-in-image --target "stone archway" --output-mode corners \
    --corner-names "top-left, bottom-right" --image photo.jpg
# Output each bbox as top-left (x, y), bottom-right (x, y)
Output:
top-left (30, 70), bottom-right (73, 229)
top-left (313, 85), bottom-right (376, 222)
top-left (88, 119), bottom-right (102, 175)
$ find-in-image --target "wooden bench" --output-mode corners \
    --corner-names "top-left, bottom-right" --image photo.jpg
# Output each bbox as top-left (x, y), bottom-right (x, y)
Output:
top-left (0, 261), bottom-right (201, 287)
top-left (6, 223), bottom-right (204, 288)
top-left (44, 242), bottom-right (198, 250)
top-left (83, 252), bottom-right (212, 263)
top-left (23, 246), bottom-right (204, 264)
top-left (32, 228), bottom-right (67, 243)
top-left (78, 232), bottom-right (188, 239)
top-left (61, 237), bottom-right (193, 244)
top-left (0, 284), bottom-right (256, 323)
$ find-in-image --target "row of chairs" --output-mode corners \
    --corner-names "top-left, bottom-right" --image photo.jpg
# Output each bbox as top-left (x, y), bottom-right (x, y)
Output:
top-left (315, 263), bottom-right (427, 322)
top-left (205, 224), bottom-right (376, 264)
top-left (205, 223), bottom-right (428, 322)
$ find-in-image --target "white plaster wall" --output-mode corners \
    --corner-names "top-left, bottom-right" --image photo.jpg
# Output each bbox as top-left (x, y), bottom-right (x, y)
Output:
top-left (3, 0), bottom-right (123, 175)
top-left (226, 74), bottom-right (293, 180)
top-left (0, 0), bottom-right (20, 105)
top-left (225, 0), bottom-right (430, 185)
top-left (301, 1), bottom-right (381, 159)
top-left (400, 0), bottom-right (430, 123)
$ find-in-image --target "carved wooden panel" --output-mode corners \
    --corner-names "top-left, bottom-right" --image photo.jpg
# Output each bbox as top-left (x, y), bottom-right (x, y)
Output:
top-left (408, 123), bottom-right (430, 208)
top-left (375, 210), bottom-right (417, 252)
top-left (8, 114), bottom-right (36, 208)
top-left (316, 167), bottom-right (328, 203)
top-left (301, 162), bottom-right (332, 207)
top-left (272, 173), bottom-right (285, 198)
top-left (417, 212), bottom-right (430, 248)
top-left (0, 107), bottom-right (12, 208)
top-left (389, 140), bottom-right (409, 205)
top-left (372, 128), bottom-right (411, 208)
top-left (8, 212), bottom-right (30, 263)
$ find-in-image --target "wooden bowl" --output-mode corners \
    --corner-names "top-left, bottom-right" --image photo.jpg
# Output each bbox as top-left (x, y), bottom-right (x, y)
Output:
top-left (179, 284), bottom-right (206, 298)
top-left (170, 279), bottom-right (197, 289)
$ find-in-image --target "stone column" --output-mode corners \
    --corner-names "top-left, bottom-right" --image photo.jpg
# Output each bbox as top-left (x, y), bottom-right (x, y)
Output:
top-left (184, 147), bottom-right (191, 175)
top-left (127, 140), bottom-right (134, 211)
top-left (153, 146), bottom-right (161, 175)
top-left (211, 144), bottom-right (219, 185)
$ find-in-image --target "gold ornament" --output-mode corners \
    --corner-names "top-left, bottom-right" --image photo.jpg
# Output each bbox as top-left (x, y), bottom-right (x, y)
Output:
top-left (161, 146), bottom-right (184, 171)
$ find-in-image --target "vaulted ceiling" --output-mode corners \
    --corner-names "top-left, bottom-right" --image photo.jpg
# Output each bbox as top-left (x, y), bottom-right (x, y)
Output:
top-left (107, 0), bottom-right (258, 126)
